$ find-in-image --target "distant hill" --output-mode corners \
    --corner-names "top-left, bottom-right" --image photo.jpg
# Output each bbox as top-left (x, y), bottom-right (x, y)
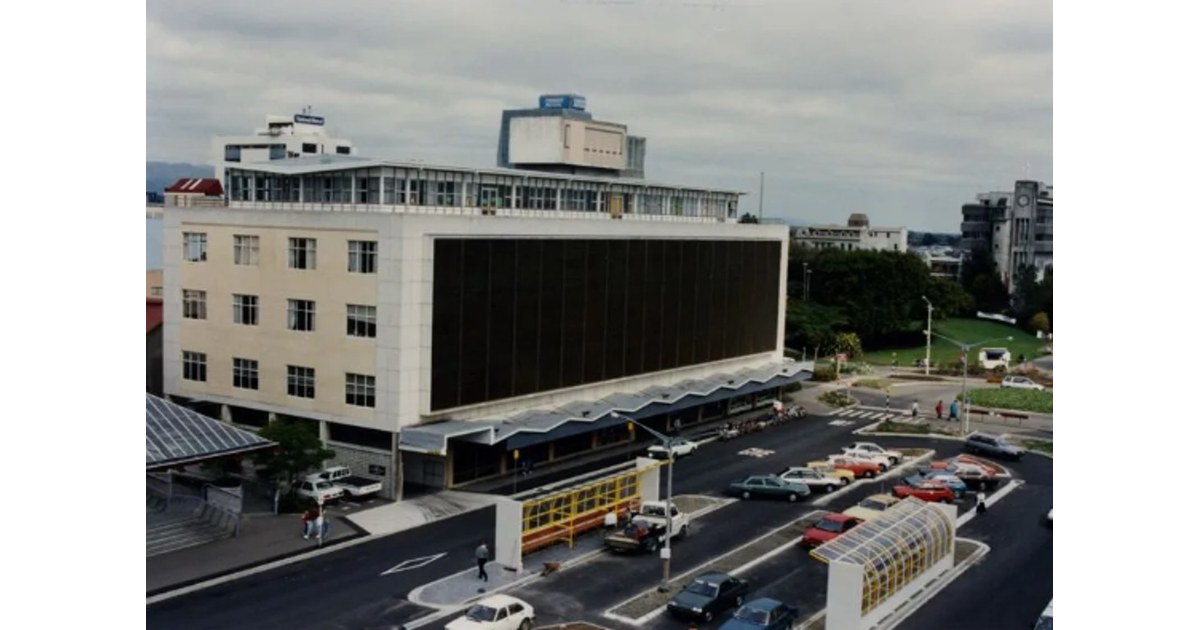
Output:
top-left (147, 161), bottom-right (213, 194)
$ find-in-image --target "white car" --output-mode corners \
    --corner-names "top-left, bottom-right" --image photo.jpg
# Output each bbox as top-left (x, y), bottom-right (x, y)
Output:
top-left (777, 467), bottom-right (844, 493)
top-left (1000, 375), bottom-right (1046, 391)
top-left (446, 595), bottom-right (536, 630)
top-left (845, 442), bottom-right (903, 466)
top-left (292, 479), bottom-right (343, 504)
top-left (648, 439), bottom-right (699, 459)
top-left (838, 449), bottom-right (891, 471)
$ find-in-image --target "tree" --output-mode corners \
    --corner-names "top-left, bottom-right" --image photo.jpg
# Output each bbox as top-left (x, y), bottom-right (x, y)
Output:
top-left (253, 419), bottom-right (335, 490)
top-left (1012, 265), bottom-right (1042, 322)
top-left (960, 246), bottom-right (997, 290)
top-left (1037, 267), bottom-right (1053, 326)
top-left (785, 300), bottom-right (848, 352)
top-left (1028, 311), bottom-right (1051, 335)
top-left (920, 232), bottom-right (937, 247)
top-left (830, 331), bottom-right (863, 359)
top-left (807, 249), bottom-right (930, 345)
top-left (970, 272), bottom-right (1010, 314)
top-left (925, 277), bottom-right (974, 319)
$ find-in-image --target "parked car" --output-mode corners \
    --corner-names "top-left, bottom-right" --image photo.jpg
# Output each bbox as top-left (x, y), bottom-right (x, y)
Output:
top-left (667, 572), bottom-right (749, 623)
top-left (444, 595), bottom-right (535, 630)
top-left (800, 514), bottom-right (864, 549)
top-left (826, 456), bottom-right (882, 479)
top-left (292, 478), bottom-right (344, 504)
top-left (778, 467), bottom-right (843, 493)
top-left (839, 449), bottom-right (892, 471)
top-left (727, 475), bottom-right (811, 502)
top-left (718, 598), bottom-right (799, 630)
top-left (842, 494), bottom-right (902, 521)
top-left (805, 462), bottom-right (855, 485)
top-left (963, 433), bottom-right (1026, 460)
top-left (1000, 375), bottom-right (1045, 391)
top-left (845, 442), bottom-right (903, 466)
top-left (892, 482), bottom-right (956, 503)
top-left (648, 439), bottom-right (699, 459)
top-left (912, 472), bottom-right (967, 498)
top-left (604, 501), bottom-right (689, 553)
top-left (1034, 599), bottom-right (1053, 630)
top-left (309, 465), bottom-right (383, 499)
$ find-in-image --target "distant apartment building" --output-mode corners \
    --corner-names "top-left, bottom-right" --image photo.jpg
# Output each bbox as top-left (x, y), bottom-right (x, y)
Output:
top-left (960, 180), bottom-right (1053, 289)
top-left (792, 214), bottom-right (908, 253)
top-left (163, 154), bottom-right (802, 501)
top-left (212, 111), bottom-right (354, 184)
top-left (497, 94), bottom-right (647, 179)
top-left (924, 254), bottom-right (962, 280)
top-left (147, 270), bottom-right (164, 298)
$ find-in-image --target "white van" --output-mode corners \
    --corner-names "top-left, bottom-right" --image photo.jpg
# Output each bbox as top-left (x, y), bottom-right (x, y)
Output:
top-left (978, 347), bottom-right (1011, 370)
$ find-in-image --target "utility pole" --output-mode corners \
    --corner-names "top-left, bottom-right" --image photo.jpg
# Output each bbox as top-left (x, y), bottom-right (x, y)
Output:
top-left (922, 296), bottom-right (934, 376)
top-left (613, 413), bottom-right (677, 592)
top-left (802, 262), bottom-right (809, 301)
top-left (758, 172), bottom-right (765, 220)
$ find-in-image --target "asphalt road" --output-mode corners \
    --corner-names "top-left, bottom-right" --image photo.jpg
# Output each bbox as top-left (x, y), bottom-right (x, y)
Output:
top-left (896, 454), bottom-right (1053, 630)
top-left (146, 507), bottom-right (495, 630)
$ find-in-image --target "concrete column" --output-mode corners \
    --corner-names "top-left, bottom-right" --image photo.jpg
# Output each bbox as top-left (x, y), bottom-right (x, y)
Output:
top-left (220, 404), bottom-right (232, 422)
top-left (267, 411), bottom-right (278, 424)
top-left (319, 420), bottom-right (330, 443)
top-left (391, 432), bottom-right (403, 502)
top-left (591, 432), bottom-right (599, 450)
top-left (548, 442), bottom-right (557, 461)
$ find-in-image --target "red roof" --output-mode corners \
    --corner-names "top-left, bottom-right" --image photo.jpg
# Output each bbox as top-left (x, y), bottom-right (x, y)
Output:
top-left (147, 297), bottom-right (164, 334)
top-left (166, 178), bottom-right (224, 196)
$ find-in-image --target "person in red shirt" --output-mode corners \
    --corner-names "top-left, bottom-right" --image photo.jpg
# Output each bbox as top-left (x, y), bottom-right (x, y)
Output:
top-left (936, 400), bottom-right (945, 419)
top-left (301, 505), bottom-right (319, 540)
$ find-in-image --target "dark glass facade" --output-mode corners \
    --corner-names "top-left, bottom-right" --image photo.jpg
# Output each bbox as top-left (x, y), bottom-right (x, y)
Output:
top-left (431, 238), bottom-right (782, 411)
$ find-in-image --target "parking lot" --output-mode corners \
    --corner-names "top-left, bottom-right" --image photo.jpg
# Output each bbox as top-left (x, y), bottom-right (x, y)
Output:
top-left (482, 411), bottom-right (1048, 630)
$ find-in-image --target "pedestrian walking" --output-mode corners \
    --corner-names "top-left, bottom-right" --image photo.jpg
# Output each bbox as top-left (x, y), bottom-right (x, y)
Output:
top-left (314, 506), bottom-right (327, 542)
top-left (976, 491), bottom-right (988, 514)
top-left (604, 509), bottom-right (618, 531)
top-left (302, 505), bottom-right (318, 539)
top-left (935, 400), bottom-right (944, 420)
top-left (475, 540), bottom-right (490, 582)
top-left (910, 401), bottom-right (919, 419)
top-left (949, 400), bottom-right (959, 422)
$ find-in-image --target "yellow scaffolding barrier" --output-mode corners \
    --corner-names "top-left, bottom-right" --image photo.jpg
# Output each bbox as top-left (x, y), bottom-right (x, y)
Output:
top-left (519, 461), bottom-right (665, 555)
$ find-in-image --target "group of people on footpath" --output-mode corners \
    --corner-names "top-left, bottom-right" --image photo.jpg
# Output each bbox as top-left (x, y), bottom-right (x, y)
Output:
top-left (300, 503), bottom-right (330, 541)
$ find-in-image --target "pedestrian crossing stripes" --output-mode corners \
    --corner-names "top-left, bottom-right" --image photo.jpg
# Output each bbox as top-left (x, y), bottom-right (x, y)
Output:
top-left (828, 420), bottom-right (854, 426)
top-left (829, 407), bottom-right (924, 425)
top-left (738, 448), bottom-right (776, 458)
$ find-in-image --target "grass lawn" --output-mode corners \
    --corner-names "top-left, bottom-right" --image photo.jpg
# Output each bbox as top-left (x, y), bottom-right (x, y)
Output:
top-left (861, 317), bottom-right (1045, 367)
top-left (958, 388), bottom-right (1053, 414)
top-left (854, 379), bottom-right (892, 390)
top-left (1016, 439), bottom-right (1053, 455)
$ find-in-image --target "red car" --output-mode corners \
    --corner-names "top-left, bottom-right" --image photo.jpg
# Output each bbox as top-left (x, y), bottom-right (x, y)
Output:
top-left (801, 514), bottom-right (864, 549)
top-left (892, 482), bottom-right (955, 503)
top-left (827, 456), bottom-right (882, 479)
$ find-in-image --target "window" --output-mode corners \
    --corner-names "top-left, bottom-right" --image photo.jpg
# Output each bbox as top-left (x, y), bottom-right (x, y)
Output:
top-left (302, 143), bottom-right (317, 154)
top-left (287, 365), bottom-right (316, 398)
top-left (183, 232), bottom-right (207, 262)
top-left (289, 237), bottom-right (317, 270)
top-left (234, 235), bottom-right (260, 266)
top-left (288, 299), bottom-right (316, 332)
top-left (435, 181), bottom-right (456, 206)
top-left (233, 358), bottom-right (259, 390)
top-left (336, 146), bottom-right (350, 155)
top-left (347, 240), bottom-right (377, 273)
top-left (182, 289), bottom-right (207, 320)
top-left (345, 373), bottom-right (376, 407)
top-left (182, 351), bottom-right (207, 382)
top-left (347, 304), bottom-right (377, 338)
top-left (150, 286), bottom-right (163, 297)
top-left (233, 294), bottom-right (259, 325)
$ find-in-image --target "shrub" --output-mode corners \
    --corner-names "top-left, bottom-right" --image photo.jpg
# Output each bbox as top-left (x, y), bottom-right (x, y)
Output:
top-left (811, 367), bottom-right (838, 382)
top-left (819, 391), bottom-right (856, 407)
top-left (854, 379), bottom-right (891, 390)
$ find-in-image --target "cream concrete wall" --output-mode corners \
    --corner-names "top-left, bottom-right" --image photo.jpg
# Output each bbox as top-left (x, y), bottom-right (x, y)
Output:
top-left (164, 208), bottom-right (394, 432)
top-left (146, 270), bottom-right (163, 298)
top-left (509, 116), bottom-right (628, 171)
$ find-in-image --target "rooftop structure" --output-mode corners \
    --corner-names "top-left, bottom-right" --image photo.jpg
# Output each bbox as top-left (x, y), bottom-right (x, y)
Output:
top-left (145, 393), bottom-right (275, 470)
top-left (793, 214), bottom-right (908, 253)
top-left (212, 110), bottom-right (354, 184)
top-left (498, 94), bottom-right (647, 179)
top-left (960, 180), bottom-right (1052, 289)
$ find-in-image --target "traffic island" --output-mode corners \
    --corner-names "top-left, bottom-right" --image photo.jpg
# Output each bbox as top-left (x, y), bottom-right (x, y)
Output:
top-left (605, 511), bottom-right (829, 624)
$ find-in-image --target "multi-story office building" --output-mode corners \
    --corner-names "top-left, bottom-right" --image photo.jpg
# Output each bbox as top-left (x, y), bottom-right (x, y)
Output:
top-left (163, 156), bottom-right (803, 500)
top-left (212, 111), bottom-right (354, 184)
top-left (497, 94), bottom-right (647, 179)
top-left (792, 213), bottom-right (908, 253)
top-left (960, 180), bottom-right (1053, 288)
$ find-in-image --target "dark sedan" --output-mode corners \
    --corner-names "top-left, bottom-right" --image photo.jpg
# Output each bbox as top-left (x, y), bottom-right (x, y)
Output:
top-left (667, 572), bottom-right (750, 622)
top-left (727, 475), bottom-right (811, 502)
top-left (717, 598), bottom-right (799, 630)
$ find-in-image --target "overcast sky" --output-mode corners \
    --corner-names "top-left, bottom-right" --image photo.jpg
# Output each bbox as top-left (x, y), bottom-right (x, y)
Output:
top-left (147, 0), bottom-right (1051, 232)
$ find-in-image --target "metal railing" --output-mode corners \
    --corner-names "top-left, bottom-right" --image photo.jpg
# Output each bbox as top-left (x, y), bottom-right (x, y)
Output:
top-left (225, 200), bottom-right (729, 224)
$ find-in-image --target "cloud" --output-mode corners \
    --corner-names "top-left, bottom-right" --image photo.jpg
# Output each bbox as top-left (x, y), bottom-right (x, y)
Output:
top-left (147, 0), bottom-right (1052, 231)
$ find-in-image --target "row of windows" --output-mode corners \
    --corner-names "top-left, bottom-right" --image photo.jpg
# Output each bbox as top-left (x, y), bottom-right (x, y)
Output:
top-left (225, 167), bottom-right (740, 218)
top-left (181, 351), bottom-right (376, 407)
top-left (183, 233), bottom-right (377, 273)
top-left (182, 291), bottom-right (377, 337)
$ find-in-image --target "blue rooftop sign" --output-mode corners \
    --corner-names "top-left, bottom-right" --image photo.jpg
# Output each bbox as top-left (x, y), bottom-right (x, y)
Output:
top-left (294, 114), bottom-right (325, 126)
top-left (538, 94), bottom-right (587, 111)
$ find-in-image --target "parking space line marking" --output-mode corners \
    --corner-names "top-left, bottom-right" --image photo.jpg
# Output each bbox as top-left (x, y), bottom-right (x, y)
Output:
top-left (381, 553), bottom-right (446, 576)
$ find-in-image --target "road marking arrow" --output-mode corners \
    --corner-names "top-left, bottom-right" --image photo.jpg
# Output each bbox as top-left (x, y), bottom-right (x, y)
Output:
top-left (380, 553), bottom-right (446, 576)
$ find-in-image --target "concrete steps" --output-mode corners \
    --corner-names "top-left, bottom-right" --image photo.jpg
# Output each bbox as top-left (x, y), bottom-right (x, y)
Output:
top-left (146, 516), bottom-right (234, 557)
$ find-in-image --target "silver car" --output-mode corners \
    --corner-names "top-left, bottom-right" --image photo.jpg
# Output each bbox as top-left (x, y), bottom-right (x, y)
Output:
top-left (1000, 375), bottom-right (1045, 391)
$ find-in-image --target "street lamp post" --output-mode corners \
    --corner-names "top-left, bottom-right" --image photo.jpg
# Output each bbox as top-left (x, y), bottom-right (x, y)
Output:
top-left (921, 296), bottom-right (934, 376)
top-left (612, 412), bottom-right (676, 592)
top-left (926, 332), bottom-right (1014, 435)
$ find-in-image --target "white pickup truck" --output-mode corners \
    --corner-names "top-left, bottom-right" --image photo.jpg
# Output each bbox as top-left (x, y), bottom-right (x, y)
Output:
top-left (309, 466), bottom-right (383, 499)
top-left (844, 442), bottom-right (903, 466)
top-left (604, 501), bottom-right (690, 553)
